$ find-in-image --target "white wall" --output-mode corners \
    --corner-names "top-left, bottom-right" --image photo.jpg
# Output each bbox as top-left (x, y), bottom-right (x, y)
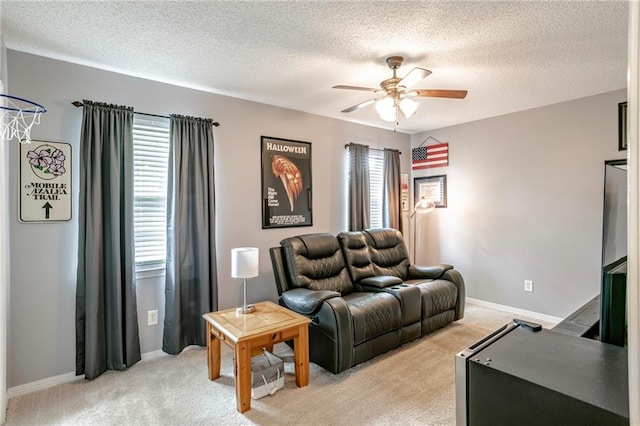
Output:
top-left (5, 50), bottom-right (411, 387)
top-left (1, 36), bottom-right (9, 421)
top-left (412, 89), bottom-right (626, 318)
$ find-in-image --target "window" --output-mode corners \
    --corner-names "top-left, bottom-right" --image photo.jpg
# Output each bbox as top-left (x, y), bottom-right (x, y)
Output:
top-left (133, 114), bottom-right (170, 272)
top-left (368, 149), bottom-right (384, 228)
top-left (346, 148), bottom-right (385, 228)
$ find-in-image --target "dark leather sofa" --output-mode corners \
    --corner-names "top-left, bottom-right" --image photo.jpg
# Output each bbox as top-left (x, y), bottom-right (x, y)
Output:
top-left (269, 228), bottom-right (465, 374)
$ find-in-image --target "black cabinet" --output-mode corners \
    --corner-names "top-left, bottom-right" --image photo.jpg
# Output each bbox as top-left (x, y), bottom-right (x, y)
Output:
top-left (456, 324), bottom-right (629, 425)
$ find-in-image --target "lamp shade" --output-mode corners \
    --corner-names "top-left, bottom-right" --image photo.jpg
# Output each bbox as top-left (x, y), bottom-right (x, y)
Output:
top-left (414, 198), bottom-right (436, 215)
top-left (231, 247), bottom-right (259, 278)
top-left (375, 97), bottom-right (397, 122)
top-left (399, 98), bottom-right (419, 118)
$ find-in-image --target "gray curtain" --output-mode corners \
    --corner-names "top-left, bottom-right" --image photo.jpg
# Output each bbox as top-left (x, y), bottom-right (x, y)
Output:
top-left (383, 148), bottom-right (401, 230)
top-left (163, 114), bottom-right (217, 355)
top-left (76, 100), bottom-right (141, 380)
top-left (348, 143), bottom-right (370, 231)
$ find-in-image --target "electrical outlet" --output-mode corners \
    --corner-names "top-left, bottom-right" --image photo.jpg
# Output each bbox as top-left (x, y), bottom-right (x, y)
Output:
top-left (147, 309), bottom-right (158, 326)
top-left (524, 280), bottom-right (534, 293)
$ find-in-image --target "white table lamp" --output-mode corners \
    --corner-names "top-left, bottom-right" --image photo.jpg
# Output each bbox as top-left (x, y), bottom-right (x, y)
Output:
top-left (231, 247), bottom-right (259, 314)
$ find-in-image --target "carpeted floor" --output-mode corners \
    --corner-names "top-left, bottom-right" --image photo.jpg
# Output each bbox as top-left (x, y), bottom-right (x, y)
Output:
top-left (4, 302), bottom-right (553, 425)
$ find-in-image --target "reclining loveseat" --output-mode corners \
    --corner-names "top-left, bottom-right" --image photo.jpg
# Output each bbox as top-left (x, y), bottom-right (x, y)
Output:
top-left (269, 228), bottom-right (465, 374)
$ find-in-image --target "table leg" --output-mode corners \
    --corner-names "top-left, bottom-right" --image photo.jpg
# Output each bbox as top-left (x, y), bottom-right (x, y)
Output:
top-left (207, 322), bottom-right (221, 381)
top-left (234, 341), bottom-right (252, 413)
top-left (293, 324), bottom-right (310, 387)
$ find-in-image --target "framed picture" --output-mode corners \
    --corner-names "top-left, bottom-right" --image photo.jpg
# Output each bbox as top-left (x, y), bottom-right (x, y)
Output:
top-left (261, 136), bottom-right (313, 229)
top-left (414, 175), bottom-right (447, 208)
top-left (19, 140), bottom-right (72, 222)
top-left (619, 101), bottom-right (627, 151)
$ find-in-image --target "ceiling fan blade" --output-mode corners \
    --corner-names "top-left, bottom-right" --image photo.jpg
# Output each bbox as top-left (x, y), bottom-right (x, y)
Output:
top-left (341, 99), bottom-right (376, 113)
top-left (398, 67), bottom-right (432, 89)
top-left (332, 85), bottom-right (379, 92)
top-left (410, 89), bottom-right (468, 99)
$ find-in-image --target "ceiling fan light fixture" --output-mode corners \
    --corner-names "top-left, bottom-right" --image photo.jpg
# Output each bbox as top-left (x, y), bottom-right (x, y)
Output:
top-left (375, 97), bottom-right (397, 122)
top-left (399, 97), bottom-right (419, 118)
top-left (333, 56), bottom-right (467, 124)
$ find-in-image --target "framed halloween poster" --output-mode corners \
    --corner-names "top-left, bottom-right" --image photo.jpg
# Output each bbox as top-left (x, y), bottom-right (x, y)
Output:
top-left (261, 136), bottom-right (312, 229)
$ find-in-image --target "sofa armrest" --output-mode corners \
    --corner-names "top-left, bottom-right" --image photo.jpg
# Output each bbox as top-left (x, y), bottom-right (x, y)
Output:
top-left (442, 269), bottom-right (466, 320)
top-left (359, 276), bottom-right (403, 288)
top-left (408, 264), bottom-right (453, 279)
top-left (281, 289), bottom-right (354, 373)
top-left (313, 297), bottom-right (354, 373)
top-left (281, 288), bottom-right (341, 315)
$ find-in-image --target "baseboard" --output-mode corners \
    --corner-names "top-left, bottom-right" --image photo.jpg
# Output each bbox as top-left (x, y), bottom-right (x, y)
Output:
top-left (7, 371), bottom-right (83, 399)
top-left (141, 349), bottom-right (169, 362)
top-left (8, 349), bottom-right (171, 399)
top-left (466, 297), bottom-right (564, 325)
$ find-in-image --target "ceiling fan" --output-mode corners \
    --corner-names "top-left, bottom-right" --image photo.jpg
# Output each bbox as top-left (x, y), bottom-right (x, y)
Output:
top-left (333, 56), bottom-right (467, 122)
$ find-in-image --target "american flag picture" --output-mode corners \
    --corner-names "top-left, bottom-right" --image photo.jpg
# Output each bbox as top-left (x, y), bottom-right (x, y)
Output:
top-left (411, 142), bottom-right (449, 170)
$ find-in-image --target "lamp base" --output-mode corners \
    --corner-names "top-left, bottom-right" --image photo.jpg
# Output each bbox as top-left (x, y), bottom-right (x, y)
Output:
top-left (236, 304), bottom-right (255, 314)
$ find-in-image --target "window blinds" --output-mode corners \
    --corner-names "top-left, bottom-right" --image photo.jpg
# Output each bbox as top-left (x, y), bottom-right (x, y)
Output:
top-left (346, 147), bottom-right (385, 229)
top-left (368, 149), bottom-right (384, 229)
top-left (133, 114), bottom-right (170, 271)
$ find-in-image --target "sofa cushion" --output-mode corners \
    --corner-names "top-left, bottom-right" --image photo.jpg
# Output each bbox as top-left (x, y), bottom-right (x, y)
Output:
top-left (337, 231), bottom-right (375, 282)
top-left (363, 228), bottom-right (411, 280)
top-left (281, 233), bottom-right (354, 294)
top-left (408, 279), bottom-right (459, 318)
top-left (342, 292), bottom-right (401, 345)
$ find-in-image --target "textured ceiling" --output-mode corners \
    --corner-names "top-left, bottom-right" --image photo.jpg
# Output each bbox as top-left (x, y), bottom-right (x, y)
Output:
top-left (0, 1), bottom-right (629, 134)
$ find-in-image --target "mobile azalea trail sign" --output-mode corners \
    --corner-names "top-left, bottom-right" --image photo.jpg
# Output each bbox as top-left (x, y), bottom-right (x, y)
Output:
top-left (20, 140), bottom-right (72, 222)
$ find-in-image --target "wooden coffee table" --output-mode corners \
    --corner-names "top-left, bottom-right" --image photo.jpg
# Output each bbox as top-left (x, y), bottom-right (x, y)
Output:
top-left (202, 300), bottom-right (311, 413)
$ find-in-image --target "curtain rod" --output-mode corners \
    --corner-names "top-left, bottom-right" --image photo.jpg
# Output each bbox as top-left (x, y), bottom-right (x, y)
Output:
top-left (71, 101), bottom-right (220, 127)
top-left (344, 143), bottom-right (401, 155)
